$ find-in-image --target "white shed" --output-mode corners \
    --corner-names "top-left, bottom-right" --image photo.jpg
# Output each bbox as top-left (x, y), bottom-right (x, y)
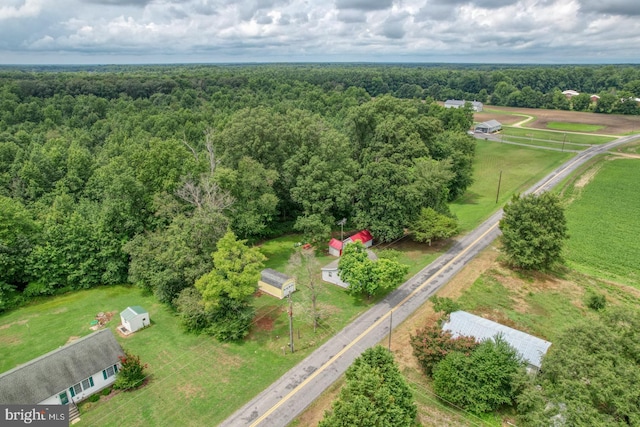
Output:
top-left (120, 306), bottom-right (150, 333)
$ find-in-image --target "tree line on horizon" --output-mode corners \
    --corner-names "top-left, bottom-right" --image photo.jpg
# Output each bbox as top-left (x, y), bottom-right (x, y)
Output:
top-left (2, 63), bottom-right (640, 113)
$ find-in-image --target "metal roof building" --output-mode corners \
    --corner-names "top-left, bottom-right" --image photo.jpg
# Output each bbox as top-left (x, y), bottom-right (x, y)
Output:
top-left (442, 311), bottom-right (552, 370)
top-left (474, 119), bottom-right (502, 133)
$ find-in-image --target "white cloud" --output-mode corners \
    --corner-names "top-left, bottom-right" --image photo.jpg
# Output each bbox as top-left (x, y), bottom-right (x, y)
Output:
top-left (0, 0), bottom-right (639, 63)
top-left (0, 0), bottom-right (42, 20)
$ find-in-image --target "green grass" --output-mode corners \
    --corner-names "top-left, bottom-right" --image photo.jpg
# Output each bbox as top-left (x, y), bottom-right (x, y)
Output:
top-left (451, 140), bottom-right (573, 231)
top-left (501, 127), bottom-right (614, 145)
top-left (546, 122), bottom-right (604, 132)
top-left (563, 159), bottom-right (640, 288)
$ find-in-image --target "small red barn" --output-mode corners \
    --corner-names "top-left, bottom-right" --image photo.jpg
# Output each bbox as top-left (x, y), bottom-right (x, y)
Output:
top-left (328, 238), bottom-right (343, 257)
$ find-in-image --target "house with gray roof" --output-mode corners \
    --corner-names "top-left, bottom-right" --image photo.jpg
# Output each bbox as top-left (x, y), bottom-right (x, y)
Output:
top-left (0, 329), bottom-right (124, 405)
top-left (321, 249), bottom-right (378, 288)
top-left (444, 99), bottom-right (484, 112)
top-left (442, 311), bottom-right (552, 371)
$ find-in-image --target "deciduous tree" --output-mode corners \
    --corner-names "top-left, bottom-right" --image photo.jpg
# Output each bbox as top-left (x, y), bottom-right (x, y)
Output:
top-left (194, 230), bottom-right (265, 341)
top-left (499, 193), bottom-right (568, 270)
top-left (319, 346), bottom-right (417, 427)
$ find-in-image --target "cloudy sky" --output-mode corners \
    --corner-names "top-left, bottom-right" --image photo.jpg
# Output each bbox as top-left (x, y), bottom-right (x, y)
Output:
top-left (1, 0), bottom-right (639, 64)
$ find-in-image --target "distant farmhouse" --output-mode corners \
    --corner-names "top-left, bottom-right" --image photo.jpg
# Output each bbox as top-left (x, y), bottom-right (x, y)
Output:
top-left (0, 329), bottom-right (124, 406)
top-left (474, 120), bottom-right (502, 134)
top-left (562, 89), bottom-right (580, 99)
top-left (258, 268), bottom-right (296, 299)
top-left (444, 99), bottom-right (483, 112)
top-left (442, 311), bottom-right (552, 372)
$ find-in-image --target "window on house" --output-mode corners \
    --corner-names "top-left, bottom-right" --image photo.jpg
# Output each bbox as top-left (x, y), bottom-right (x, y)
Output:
top-left (103, 365), bottom-right (115, 379)
top-left (82, 377), bottom-right (94, 390)
top-left (72, 383), bottom-right (82, 395)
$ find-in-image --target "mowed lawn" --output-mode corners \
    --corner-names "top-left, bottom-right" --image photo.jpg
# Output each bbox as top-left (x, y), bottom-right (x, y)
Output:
top-left (501, 126), bottom-right (614, 145)
top-left (0, 281), bottom-right (371, 426)
top-left (451, 140), bottom-right (573, 231)
top-left (563, 158), bottom-right (640, 288)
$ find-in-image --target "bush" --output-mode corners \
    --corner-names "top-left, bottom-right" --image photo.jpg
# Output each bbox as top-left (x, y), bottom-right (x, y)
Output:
top-left (431, 296), bottom-right (461, 315)
top-left (410, 321), bottom-right (478, 377)
top-left (586, 293), bottom-right (606, 311)
top-left (101, 387), bottom-right (112, 396)
top-left (113, 351), bottom-right (147, 391)
top-left (87, 394), bottom-right (100, 403)
top-left (432, 335), bottom-right (526, 414)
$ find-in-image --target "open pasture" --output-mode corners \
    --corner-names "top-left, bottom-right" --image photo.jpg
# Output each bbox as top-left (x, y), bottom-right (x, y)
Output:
top-left (451, 140), bottom-right (573, 231)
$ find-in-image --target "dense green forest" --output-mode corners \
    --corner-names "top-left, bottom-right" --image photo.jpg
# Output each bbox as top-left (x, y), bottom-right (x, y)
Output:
top-left (0, 64), bottom-right (478, 312)
top-left (1, 63), bottom-right (638, 313)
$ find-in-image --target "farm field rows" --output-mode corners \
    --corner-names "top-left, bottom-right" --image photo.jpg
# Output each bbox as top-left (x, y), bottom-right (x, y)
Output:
top-left (562, 157), bottom-right (640, 287)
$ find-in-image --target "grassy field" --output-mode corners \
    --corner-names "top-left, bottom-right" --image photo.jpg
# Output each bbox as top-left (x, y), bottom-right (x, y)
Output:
top-left (546, 121), bottom-right (604, 132)
top-left (451, 140), bottom-right (573, 231)
top-left (561, 158), bottom-right (640, 287)
top-left (501, 126), bottom-right (614, 145)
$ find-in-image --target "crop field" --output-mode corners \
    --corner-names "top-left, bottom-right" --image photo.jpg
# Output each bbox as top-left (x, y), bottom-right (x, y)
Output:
top-left (562, 158), bottom-right (640, 287)
top-left (451, 140), bottom-right (573, 231)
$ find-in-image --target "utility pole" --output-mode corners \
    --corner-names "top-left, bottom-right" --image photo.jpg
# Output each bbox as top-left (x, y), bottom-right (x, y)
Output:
top-left (337, 218), bottom-right (347, 242)
top-left (388, 311), bottom-right (393, 351)
top-left (495, 170), bottom-right (503, 204)
top-left (288, 294), bottom-right (294, 354)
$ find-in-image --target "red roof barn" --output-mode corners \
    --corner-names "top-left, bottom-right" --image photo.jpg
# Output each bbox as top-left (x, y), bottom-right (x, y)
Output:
top-left (328, 238), bottom-right (344, 257)
top-left (344, 230), bottom-right (374, 248)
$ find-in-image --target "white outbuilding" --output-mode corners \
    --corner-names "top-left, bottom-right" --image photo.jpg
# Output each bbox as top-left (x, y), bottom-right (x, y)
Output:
top-left (120, 306), bottom-right (150, 333)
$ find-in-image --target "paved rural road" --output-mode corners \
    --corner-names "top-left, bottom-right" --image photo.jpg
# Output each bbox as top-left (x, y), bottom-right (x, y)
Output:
top-left (220, 134), bottom-right (639, 427)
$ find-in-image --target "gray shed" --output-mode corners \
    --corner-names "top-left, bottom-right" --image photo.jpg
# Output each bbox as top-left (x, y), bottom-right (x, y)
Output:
top-left (442, 311), bottom-right (551, 371)
top-left (474, 120), bottom-right (502, 133)
top-left (0, 329), bottom-right (124, 404)
top-left (258, 269), bottom-right (296, 299)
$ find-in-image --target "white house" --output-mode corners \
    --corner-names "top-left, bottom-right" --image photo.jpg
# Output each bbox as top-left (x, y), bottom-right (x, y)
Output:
top-left (0, 329), bottom-right (124, 406)
top-left (120, 306), bottom-right (150, 333)
top-left (562, 90), bottom-right (580, 98)
top-left (321, 249), bottom-right (378, 288)
top-left (442, 311), bottom-right (552, 371)
top-left (444, 99), bottom-right (483, 112)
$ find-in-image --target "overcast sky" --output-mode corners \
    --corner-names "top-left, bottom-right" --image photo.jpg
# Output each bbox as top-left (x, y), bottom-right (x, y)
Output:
top-left (1, 0), bottom-right (639, 64)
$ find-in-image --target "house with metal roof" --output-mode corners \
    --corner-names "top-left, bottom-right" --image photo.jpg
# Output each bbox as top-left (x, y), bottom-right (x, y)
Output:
top-left (343, 230), bottom-right (373, 248)
top-left (0, 329), bottom-right (124, 406)
top-left (328, 238), bottom-right (343, 257)
top-left (474, 119), bottom-right (502, 133)
top-left (444, 99), bottom-right (484, 112)
top-left (258, 268), bottom-right (296, 299)
top-left (120, 306), bottom-right (150, 334)
top-left (442, 311), bottom-right (552, 371)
